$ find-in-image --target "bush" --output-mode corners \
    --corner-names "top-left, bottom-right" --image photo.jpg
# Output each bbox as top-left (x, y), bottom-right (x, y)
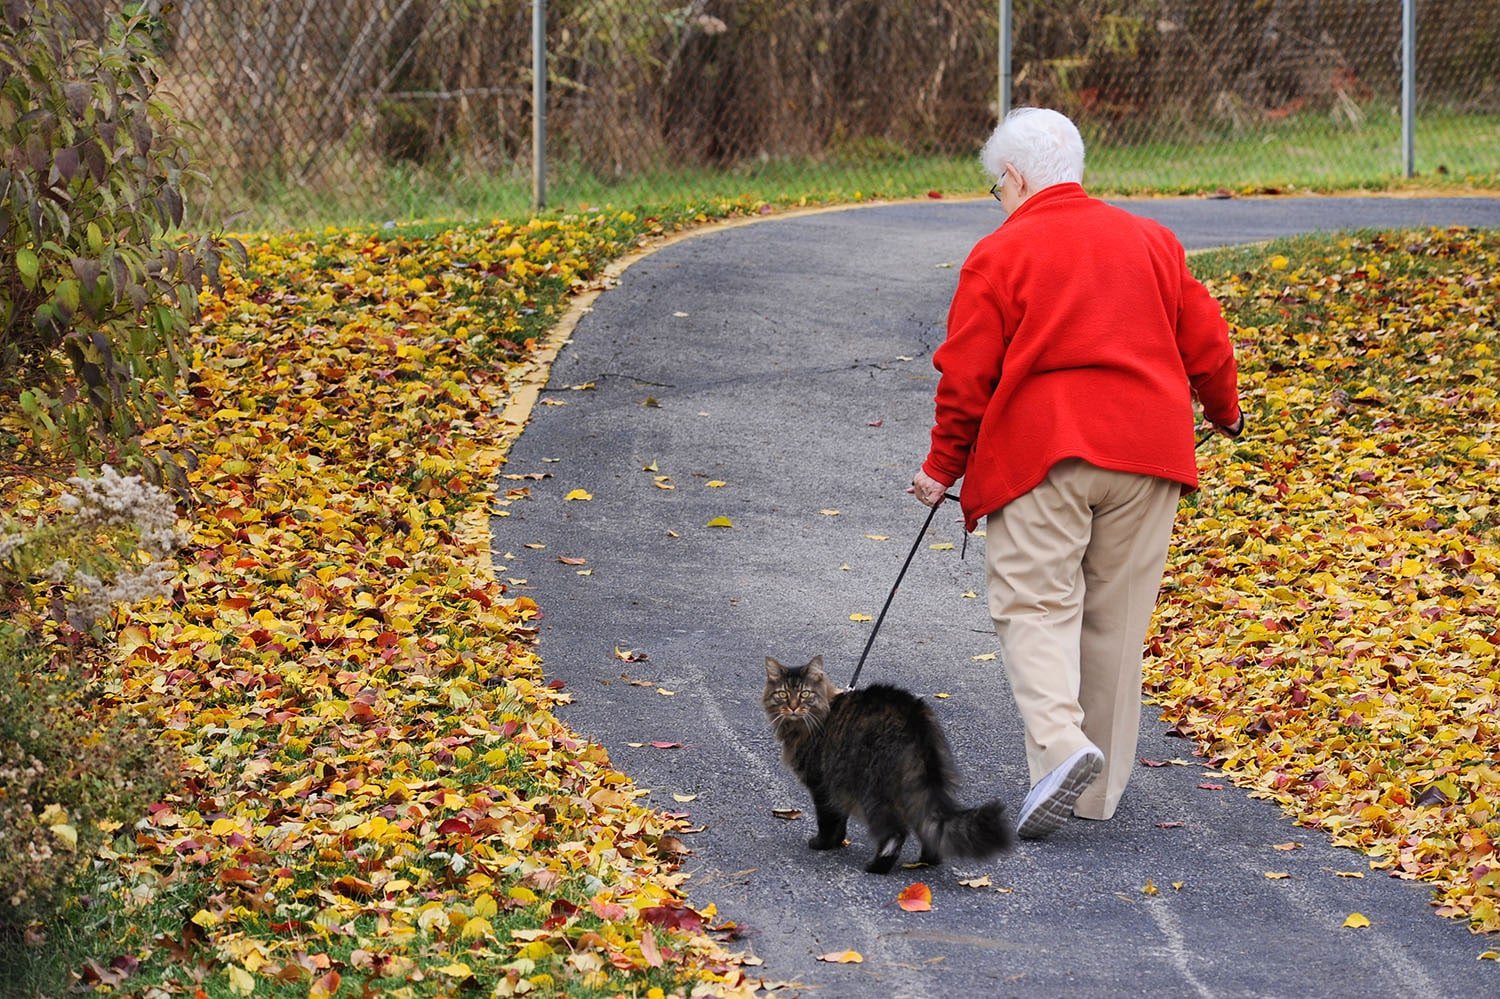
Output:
top-left (0, 466), bottom-right (181, 949)
top-left (0, 0), bottom-right (242, 488)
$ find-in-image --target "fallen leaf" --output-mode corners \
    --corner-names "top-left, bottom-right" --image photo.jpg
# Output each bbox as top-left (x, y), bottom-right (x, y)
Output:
top-left (1478, 951), bottom-right (1499, 961)
top-left (1172, 882), bottom-right (1185, 891)
top-left (706, 516), bottom-right (733, 528)
top-left (706, 480), bottom-right (727, 487)
top-left (864, 534), bottom-right (890, 542)
top-left (558, 556), bottom-right (587, 565)
top-left (648, 741), bottom-right (682, 749)
top-left (819, 509), bottom-right (841, 516)
top-left (971, 652), bottom-right (997, 661)
top-left (655, 688), bottom-right (675, 696)
top-left (850, 613), bottom-right (873, 622)
top-left (1198, 783), bottom-right (1225, 791)
top-left (961, 590), bottom-right (978, 598)
top-left (1157, 821), bottom-right (1185, 829)
top-left (564, 488), bottom-right (593, 501)
top-left (817, 951), bottom-right (864, 964)
top-left (772, 808), bottom-right (803, 821)
top-left (1272, 842), bottom-right (1303, 851)
top-left (929, 542), bottom-right (955, 551)
top-left (958, 876), bottom-right (992, 889)
top-left (614, 647), bottom-right (649, 662)
top-left (1142, 880), bottom-right (1160, 896)
top-left (898, 883), bottom-right (933, 912)
top-left (673, 793), bottom-right (697, 803)
top-left (1264, 872), bottom-right (1291, 880)
top-left (1342, 913), bottom-right (1371, 929)
top-left (1335, 871), bottom-right (1365, 879)
top-left (933, 692), bottom-right (951, 699)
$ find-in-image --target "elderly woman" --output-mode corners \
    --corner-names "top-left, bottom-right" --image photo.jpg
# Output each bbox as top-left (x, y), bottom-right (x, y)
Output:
top-left (910, 108), bottom-right (1244, 840)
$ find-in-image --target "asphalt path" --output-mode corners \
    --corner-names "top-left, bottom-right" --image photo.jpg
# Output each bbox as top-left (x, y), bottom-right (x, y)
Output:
top-left (495, 196), bottom-right (1500, 997)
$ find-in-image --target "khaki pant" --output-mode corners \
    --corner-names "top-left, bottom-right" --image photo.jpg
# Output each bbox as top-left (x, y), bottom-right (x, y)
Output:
top-left (985, 459), bottom-right (1181, 820)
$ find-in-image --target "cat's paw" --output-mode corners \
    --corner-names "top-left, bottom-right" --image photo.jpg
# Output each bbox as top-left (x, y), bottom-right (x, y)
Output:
top-left (864, 854), bottom-right (899, 875)
top-left (807, 835), bottom-right (847, 851)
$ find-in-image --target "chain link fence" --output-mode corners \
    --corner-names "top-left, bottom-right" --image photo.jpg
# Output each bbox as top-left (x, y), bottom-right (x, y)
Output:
top-left (60, 1), bottom-right (1500, 227)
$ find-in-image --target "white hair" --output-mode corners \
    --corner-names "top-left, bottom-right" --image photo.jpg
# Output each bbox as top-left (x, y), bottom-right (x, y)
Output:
top-left (980, 107), bottom-right (1085, 189)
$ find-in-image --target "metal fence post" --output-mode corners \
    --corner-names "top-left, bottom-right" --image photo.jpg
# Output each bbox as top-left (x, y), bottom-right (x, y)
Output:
top-left (1402, 0), bottom-right (1416, 178)
top-left (999, 0), bottom-right (1012, 122)
top-left (532, 0), bottom-right (547, 211)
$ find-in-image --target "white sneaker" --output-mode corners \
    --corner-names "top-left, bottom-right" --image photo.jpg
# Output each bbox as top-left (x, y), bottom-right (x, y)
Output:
top-left (1016, 745), bottom-right (1104, 840)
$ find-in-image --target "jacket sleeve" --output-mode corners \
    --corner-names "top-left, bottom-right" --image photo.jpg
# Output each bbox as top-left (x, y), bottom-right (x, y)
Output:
top-left (1174, 248), bottom-right (1242, 428)
top-left (923, 264), bottom-right (1007, 485)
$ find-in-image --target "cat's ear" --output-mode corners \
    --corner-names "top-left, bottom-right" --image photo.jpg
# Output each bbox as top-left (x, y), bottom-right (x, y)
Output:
top-left (765, 656), bottom-right (786, 681)
top-left (804, 655), bottom-right (825, 676)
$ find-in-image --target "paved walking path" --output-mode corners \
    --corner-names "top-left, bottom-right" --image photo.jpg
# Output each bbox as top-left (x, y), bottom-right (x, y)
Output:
top-left (497, 196), bottom-right (1500, 997)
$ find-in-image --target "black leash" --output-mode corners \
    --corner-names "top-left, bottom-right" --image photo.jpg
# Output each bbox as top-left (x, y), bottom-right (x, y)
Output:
top-left (849, 491), bottom-right (961, 689)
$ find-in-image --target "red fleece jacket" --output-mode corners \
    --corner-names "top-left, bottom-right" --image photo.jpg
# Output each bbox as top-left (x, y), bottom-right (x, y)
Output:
top-left (922, 183), bottom-right (1241, 532)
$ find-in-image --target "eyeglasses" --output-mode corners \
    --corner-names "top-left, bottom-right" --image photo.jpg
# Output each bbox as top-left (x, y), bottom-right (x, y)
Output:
top-left (989, 181), bottom-right (1004, 203)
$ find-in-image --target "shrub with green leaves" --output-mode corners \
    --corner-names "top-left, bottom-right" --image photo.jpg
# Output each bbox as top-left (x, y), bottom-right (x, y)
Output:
top-left (0, 0), bottom-right (242, 488)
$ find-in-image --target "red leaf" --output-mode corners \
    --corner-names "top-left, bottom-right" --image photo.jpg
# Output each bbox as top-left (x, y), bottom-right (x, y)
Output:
top-left (897, 882), bottom-right (933, 912)
top-left (641, 904), bottom-right (705, 933)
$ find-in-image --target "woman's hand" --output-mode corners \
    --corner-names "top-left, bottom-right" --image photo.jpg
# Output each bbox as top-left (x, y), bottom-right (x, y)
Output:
top-left (908, 470), bottom-right (948, 507)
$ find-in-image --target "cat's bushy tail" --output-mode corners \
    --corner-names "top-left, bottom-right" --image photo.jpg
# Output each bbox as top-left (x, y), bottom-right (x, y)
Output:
top-left (939, 800), bottom-right (1015, 858)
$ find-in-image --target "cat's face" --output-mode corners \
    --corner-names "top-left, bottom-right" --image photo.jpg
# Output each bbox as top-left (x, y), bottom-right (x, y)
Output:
top-left (763, 655), bottom-right (836, 731)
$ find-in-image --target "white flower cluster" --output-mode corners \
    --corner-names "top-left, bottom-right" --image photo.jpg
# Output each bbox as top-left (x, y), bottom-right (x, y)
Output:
top-left (48, 466), bottom-right (187, 628)
top-left (64, 561), bottom-right (178, 630)
top-left (0, 533), bottom-right (25, 561)
top-left (59, 464), bottom-right (186, 558)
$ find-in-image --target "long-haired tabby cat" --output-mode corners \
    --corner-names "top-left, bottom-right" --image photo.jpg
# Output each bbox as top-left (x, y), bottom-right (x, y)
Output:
top-left (763, 655), bottom-right (1014, 874)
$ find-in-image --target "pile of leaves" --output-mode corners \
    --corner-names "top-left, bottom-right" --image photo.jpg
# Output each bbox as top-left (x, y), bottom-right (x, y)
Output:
top-left (4, 202), bottom-right (770, 995)
top-left (1151, 227), bottom-right (1499, 933)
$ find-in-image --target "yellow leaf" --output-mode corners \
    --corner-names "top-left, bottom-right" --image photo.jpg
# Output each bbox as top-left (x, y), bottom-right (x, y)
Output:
top-left (210, 817), bottom-right (239, 836)
top-left (474, 894), bottom-right (498, 918)
top-left (934, 692), bottom-right (951, 699)
top-left (850, 613), bottom-right (873, 622)
top-left (817, 950), bottom-right (864, 964)
top-left (958, 876), bottom-right (992, 888)
top-left (1264, 872), bottom-right (1291, 880)
top-left (971, 652), bottom-right (997, 661)
top-left (564, 488), bottom-right (593, 501)
top-left (49, 823), bottom-right (77, 849)
top-left (929, 542), bottom-right (955, 551)
top-left (1142, 880), bottom-right (1160, 896)
top-left (227, 966), bottom-right (256, 996)
top-left (706, 516), bottom-right (733, 528)
top-left (436, 963), bottom-right (473, 978)
top-left (706, 480), bottom-right (727, 487)
top-left (1479, 951), bottom-right (1499, 961)
top-left (1342, 913), bottom-right (1371, 928)
top-left (461, 916), bottom-right (494, 939)
top-left (191, 909), bottom-right (221, 928)
top-left (508, 885), bottom-right (539, 905)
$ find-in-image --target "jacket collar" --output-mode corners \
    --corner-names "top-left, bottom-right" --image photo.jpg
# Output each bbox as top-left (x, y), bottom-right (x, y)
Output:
top-left (1003, 182), bottom-right (1088, 224)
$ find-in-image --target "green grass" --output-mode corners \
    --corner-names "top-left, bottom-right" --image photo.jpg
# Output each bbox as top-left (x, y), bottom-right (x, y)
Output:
top-left (214, 108), bottom-right (1499, 232)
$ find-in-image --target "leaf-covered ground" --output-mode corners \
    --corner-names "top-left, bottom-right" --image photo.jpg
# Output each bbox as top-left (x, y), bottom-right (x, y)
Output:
top-left (1150, 227), bottom-right (1500, 933)
top-left (6, 204), bottom-right (773, 996)
top-left (5, 217), bottom-right (1495, 995)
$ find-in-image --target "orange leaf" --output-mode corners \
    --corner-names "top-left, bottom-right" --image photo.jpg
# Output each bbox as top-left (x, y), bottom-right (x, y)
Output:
top-left (897, 882), bottom-right (933, 912)
top-left (817, 950), bottom-right (864, 964)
